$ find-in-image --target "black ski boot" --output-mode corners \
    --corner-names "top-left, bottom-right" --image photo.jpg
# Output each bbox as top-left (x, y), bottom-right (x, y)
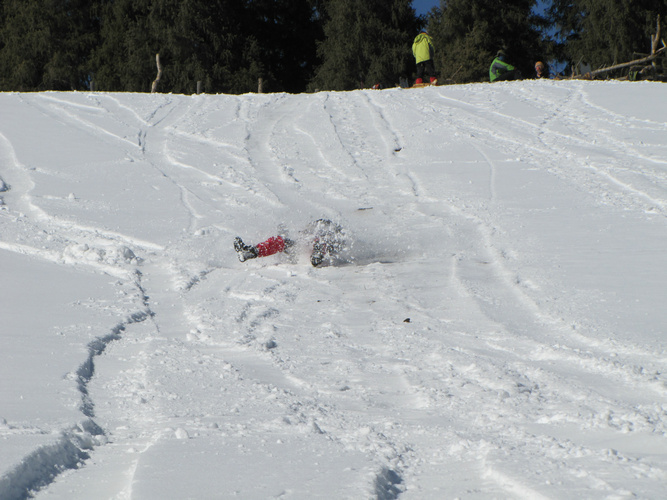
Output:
top-left (283, 237), bottom-right (295, 252)
top-left (310, 240), bottom-right (326, 267)
top-left (234, 237), bottom-right (258, 262)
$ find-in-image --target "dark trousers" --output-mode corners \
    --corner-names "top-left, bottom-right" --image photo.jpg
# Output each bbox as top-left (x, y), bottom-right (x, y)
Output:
top-left (416, 60), bottom-right (436, 80)
top-left (494, 69), bottom-right (521, 82)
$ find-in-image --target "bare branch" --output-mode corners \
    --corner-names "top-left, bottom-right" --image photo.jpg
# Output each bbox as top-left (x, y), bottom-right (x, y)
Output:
top-left (652, 15), bottom-right (662, 55)
top-left (577, 16), bottom-right (665, 79)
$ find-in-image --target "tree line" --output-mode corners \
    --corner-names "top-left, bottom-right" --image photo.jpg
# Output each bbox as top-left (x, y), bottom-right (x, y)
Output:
top-left (0, 0), bottom-right (664, 94)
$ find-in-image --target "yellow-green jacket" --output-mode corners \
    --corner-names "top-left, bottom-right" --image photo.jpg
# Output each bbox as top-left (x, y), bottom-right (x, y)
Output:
top-left (412, 32), bottom-right (434, 64)
top-left (489, 57), bottom-right (516, 82)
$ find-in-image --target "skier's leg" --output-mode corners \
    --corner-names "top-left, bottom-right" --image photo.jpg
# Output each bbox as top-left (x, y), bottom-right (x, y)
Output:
top-left (235, 235), bottom-right (296, 263)
top-left (415, 62), bottom-right (425, 84)
top-left (256, 236), bottom-right (286, 257)
top-left (311, 239), bottom-right (325, 267)
top-left (234, 237), bottom-right (258, 262)
top-left (425, 60), bottom-right (437, 83)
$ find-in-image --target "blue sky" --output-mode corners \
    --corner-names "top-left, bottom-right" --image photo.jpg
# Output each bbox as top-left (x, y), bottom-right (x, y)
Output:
top-left (412, 0), bottom-right (439, 16)
top-left (412, 0), bottom-right (549, 16)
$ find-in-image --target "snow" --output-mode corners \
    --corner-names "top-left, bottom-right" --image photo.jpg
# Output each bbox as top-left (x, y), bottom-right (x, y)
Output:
top-left (0, 80), bottom-right (665, 499)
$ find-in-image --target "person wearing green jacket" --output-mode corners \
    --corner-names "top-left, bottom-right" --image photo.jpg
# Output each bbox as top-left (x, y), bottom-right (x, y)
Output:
top-left (412, 30), bottom-right (437, 85)
top-left (489, 50), bottom-right (521, 82)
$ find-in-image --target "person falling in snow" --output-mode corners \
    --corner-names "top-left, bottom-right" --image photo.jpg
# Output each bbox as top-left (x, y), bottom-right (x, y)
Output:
top-left (234, 219), bottom-right (346, 267)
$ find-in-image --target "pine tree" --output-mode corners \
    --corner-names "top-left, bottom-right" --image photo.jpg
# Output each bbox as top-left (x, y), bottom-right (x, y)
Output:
top-left (0, 0), bottom-right (100, 91)
top-left (91, 0), bottom-right (321, 94)
top-left (148, 0), bottom-right (254, 94)
top-left (90, 0), bottom-right (152, 92)
top-left (247, 0), bottom-right (322, 93)
top-left (309, 0), bottom-right (418, 91)
top-left (91, 0), bottom-right (256, 94)
top-left (549, 0), bottom-right (667, 74)
top-left (0, 2), bottom-right (5, 65)
top-left (428, 0), bottom-right (547, 83)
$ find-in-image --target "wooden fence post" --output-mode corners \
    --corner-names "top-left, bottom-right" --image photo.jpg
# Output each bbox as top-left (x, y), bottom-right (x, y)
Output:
top-left (151, 54), bottom-right (162, 93)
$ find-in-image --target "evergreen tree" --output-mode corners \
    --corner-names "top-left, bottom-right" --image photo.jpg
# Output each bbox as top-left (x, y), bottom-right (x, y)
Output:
top-left (0, 0), bottom-right (100, 91)
top-left (549, 0), bottom-right (667, 74)
top-left (92, 0), bottom-right (256, 94)
top-left (148, 0), bottom-right (255, 94)
top-left (428, 0), bottom-right (548, 83)
top-left (310, 0), bottom-right (419, 91)
top-left (91, 0), bottom-right (152, 92)
top-left (91, 0), bottom-right (322, 94)
top-left (0, 2), bottom-right (4, 63)
top-left (247, 0), bottom-right (323, 93)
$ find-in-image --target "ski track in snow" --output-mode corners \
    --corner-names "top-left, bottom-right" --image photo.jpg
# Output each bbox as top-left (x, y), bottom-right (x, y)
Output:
top-left (0, 83), bottom-right (665, 499)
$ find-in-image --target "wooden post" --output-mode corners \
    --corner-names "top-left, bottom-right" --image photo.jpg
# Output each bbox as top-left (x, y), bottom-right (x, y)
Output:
top-left (151, 54), bottom-right (162, 93)
top-left (258, 78), bottom-right (263, 94)
top-left (197, 81), bottom-right (202, 94)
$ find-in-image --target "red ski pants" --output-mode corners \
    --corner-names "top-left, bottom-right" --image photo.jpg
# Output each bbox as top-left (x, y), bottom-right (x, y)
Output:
top-left (256, 236), bottom-right (286, 257)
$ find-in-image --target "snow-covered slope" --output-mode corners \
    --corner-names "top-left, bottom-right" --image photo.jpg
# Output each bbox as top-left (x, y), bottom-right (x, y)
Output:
top-left (0, 81), bottom-right (665, 499)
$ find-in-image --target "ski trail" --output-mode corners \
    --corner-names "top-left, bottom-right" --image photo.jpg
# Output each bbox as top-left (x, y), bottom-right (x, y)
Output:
top-left (1, 97), bottom-right (166, 252)
top-left (471, 143), bottom-right (498, 204)
top-left (0, 240), bottom-right (129, 279)
top-left (3, 86), bottom-right (665, 499)
top-left (15, 90), bottom-right (305, 498)
top-left (288, 95), bottom-right (371, 202)
top-left (360, 91), bottom-right (403, 158)
top-left (363, 90), bottom-right (424, 200)
top-left (0, 128), bottom-right (160, 287)
top-left (436, 84), bottom-right (667, 217)
top-left (483, 466), bottom-right (551, 500)
top-left (158, 97), bottom-right (281, 225)
top-left (406, 87), bottom-right (667, 383)
top-left (0, 128), bottom-right (42, 221)
top-left (0, 125), bottom-right (161, 274)
top-left (0, 95), bottom-right (179, 499)
top-left (182, 266), bottom-right (412, 495)
top-left (0, 421), bottom-right (103, 500)
top-left (0, 254), bottom-right (151, 500)
top-left (345, 87), bottom-right (667, 496)
top-left (26, 94), bottom-right (142, 152)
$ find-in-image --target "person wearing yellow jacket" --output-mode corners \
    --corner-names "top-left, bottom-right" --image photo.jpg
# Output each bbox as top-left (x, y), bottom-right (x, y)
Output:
top-left (412, 30), bottom-right (437, 85)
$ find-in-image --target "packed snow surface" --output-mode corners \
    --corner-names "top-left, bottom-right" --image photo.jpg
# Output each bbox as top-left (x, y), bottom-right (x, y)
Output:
top-left (0, 81), bottom-right (666, 499)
